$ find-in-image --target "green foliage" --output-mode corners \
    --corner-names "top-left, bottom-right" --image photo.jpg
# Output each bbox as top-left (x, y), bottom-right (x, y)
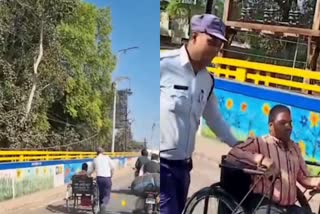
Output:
top-left (166, 0), bottom-right (206, 19)
top-left (0, 1), bottom-right (117, 150)
top-left (165, 0), bottom-right (224, 19)
top-left (59, 3), bottom-right (115, 133)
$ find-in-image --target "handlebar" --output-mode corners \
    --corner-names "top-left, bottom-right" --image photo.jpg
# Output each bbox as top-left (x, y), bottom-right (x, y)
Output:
top-left (219, 163), bottom-right (266, 176)
top-left (220, 161), bottom-right (281, 181)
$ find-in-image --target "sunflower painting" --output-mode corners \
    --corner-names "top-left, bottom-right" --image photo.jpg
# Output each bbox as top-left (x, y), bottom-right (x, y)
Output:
top-left (310, 112), bottom-right (319, 128)
top-left (226, 98), bottom-right (233, 110)
top-left (262, 104), bottom-right (271, 116)
top-left (241, 102), bottom-right (247, 113)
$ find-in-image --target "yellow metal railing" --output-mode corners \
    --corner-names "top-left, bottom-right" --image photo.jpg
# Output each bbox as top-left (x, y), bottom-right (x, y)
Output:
top-left (209, 57), bottom-right (320, 94)
top-left (160, 49), bottom-right (320, 93)
top-left (0, 151), bottom-right (139, 163)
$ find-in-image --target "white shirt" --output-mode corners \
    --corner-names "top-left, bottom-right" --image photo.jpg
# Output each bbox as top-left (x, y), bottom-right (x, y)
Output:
top-left (160, 46), bottom-right (237, 160)
top-left (91, 154), bottom-right (115, 177)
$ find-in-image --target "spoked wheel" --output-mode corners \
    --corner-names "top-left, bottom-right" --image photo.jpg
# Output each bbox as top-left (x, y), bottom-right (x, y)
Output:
top-left (65, 196), bottom-right (77, 213)
top-left (183, 185), bottom-right (244, 214)
top-left (92, 200), bottom-right (99, 214)
top-left (296, 187), bottom-right (312, 213)
top-left (65, 198), bottom-right (71, 213)
top-left (92, 184), bottom-right (100, 214)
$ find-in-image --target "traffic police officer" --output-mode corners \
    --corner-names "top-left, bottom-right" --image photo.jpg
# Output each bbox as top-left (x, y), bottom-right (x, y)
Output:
top-left (160, 14), bottom-right (238, 214)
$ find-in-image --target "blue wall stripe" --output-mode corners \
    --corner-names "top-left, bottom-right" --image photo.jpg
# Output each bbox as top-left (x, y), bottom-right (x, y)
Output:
top-left (0, 156), bottom-right (133, 170)
top-left (215, 79), bottom-right (320, 112)
top-left (0, 159), bottom-right (95, 170)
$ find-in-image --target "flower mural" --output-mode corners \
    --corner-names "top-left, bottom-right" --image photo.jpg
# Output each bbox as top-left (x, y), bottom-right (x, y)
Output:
top-left (298, 141), bottom-right (306, 156)
top-left (300, 115), bottom-right (308, 127)
top-left (226, 98), bottom-right (233, 110)
top-left (64, 163), bottom-right (83, 183)
top-left (262, 103), bottom-right (271, 116)
top-left (241, 102), bottom-right (248, 113)
top-left (310, 112), bottom-right (319, 128)
top-left (16, 169), bottom-right (22, 180)
top-left (202, 89), bottom-right (320, 163)
top-left (249, 130), bottom-right (255, 137)
top-left (218, 96), bottom-right (225, 107)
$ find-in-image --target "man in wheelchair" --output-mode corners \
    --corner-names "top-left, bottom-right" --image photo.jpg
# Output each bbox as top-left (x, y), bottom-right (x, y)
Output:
top-left (65, 163), bottom-right (90, 199)
top-left (226, 104), bottom-right (320, 214)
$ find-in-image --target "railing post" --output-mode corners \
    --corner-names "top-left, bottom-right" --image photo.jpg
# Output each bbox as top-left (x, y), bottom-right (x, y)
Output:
top-left (236, 67), bottom-right (246, 82)
top-left (265, 72), bottom-right (270, 86)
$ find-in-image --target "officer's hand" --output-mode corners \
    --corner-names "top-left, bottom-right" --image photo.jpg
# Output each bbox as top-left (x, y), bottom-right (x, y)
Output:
top-left (235, 141), bottom-right (244, 146)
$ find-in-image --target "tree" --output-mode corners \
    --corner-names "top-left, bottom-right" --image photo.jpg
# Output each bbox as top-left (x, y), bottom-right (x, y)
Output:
top-left (165, 0), bottom-right (224, 19)
top-left (0, 0), bottom-right (80, 149)
top-left (0, 1), bottom-right (116, 150)
top-left (166, 0), bottom-right (206, 19)
top-left (58, 3), bottom-right (116, 149)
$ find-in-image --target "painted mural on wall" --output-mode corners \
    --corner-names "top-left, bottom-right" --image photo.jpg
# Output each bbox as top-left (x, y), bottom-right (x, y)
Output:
top-left (202, 89), bottom-right (320, 162)
top-left (0, 166), bottom-right (55, 201)
top-left (15, 166), bottom-right (55, 198)
top-left (64, 162), bottom-right (84, 184)
top-left (0, 157), bottom-right (132, 202)
top-left (54, 165), bottom-right (64, 187)
top-left (0, 170), bottom-right (14, 201)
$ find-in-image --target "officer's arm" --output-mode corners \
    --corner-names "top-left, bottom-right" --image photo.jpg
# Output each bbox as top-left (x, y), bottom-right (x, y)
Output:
top-left (203, 94), bottom-right (237, 147)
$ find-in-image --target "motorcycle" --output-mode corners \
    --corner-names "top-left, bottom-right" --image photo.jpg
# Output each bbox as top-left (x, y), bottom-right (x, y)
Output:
top-left (144, 191), bottom-right (159, 214)
top-left (131, 171), bottom-right (160, 214)
top-left (134, 191), bottom-right (159, 214)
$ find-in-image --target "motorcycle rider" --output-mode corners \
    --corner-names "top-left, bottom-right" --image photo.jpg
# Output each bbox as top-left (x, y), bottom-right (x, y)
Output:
top-left (139, 153), bottom-right (160, 176)
top-left (137, 153), bottom-right (160, 213)
top-left (134, 148), bottom-right (149, 177)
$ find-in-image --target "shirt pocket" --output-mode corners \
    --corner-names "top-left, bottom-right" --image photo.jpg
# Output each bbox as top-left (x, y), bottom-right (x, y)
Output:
top-left (167, 88), bottom-right (191, 113)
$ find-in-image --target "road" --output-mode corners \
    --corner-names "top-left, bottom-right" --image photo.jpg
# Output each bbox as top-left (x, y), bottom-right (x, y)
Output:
top-left (1, 136), bottom-right (320, 213)
top-left (0, 168), bottom-right (139, 214)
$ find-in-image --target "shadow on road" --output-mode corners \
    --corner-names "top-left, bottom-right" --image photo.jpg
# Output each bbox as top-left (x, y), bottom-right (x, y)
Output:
top-left (111, 189), bottom-right (135, 196)
top-left (104, 212), bottom-right (132, 214)
top-left (46, 205), bottom-right (133, 214)
top-left (46, 204), bottom-right (90, 213)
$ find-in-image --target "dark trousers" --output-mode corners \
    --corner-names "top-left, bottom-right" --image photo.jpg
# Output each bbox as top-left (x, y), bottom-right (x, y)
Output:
top-left (96, 176), bottom-right (112, 206)
top-left (248, 194), bottom-right (312, 214)
top-left (160, 158), bottom-right (192, 214)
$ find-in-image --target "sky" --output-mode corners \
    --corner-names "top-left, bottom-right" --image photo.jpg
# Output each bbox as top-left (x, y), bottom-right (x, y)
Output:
top-left (86, 0), bottom-right (160, 150)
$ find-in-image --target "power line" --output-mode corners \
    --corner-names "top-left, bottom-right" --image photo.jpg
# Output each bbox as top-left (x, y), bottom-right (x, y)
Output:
top-left (0, 133), bottom-right (98, 150)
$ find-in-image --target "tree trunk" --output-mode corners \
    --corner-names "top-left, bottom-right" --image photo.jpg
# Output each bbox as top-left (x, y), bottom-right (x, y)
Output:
top-left (23, 23), bottom-right (43, 121)
top-left (205, 0), bottom-right (214, 14)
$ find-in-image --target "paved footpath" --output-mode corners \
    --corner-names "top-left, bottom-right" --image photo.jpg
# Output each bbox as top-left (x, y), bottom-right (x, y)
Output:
top-left (0, 167), bottom-right (138, 214)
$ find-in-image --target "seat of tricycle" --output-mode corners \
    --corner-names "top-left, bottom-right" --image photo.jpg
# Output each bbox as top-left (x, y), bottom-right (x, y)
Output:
top-left (71, 175), bottom-right (95, 195)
